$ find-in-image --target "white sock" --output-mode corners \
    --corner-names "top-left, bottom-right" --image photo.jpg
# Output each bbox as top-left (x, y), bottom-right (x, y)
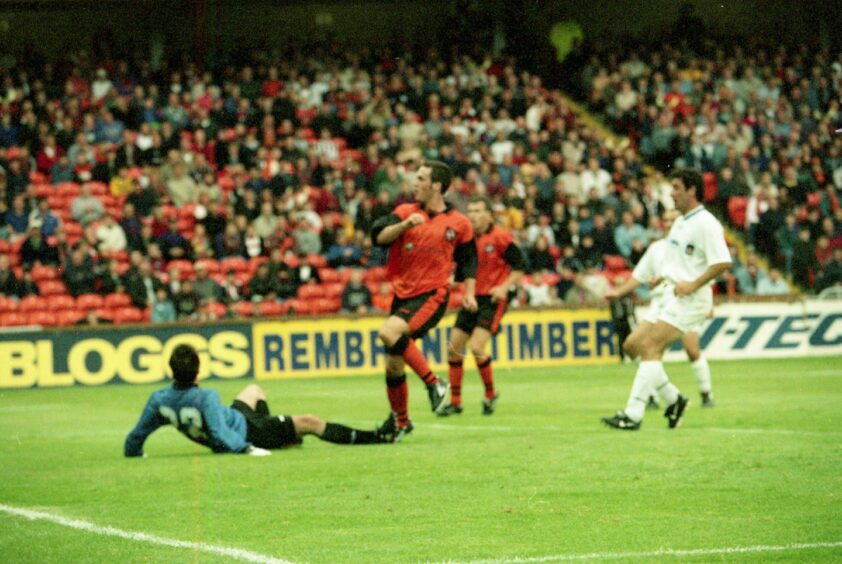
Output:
top-left (654, 364), bottom-right (680, 406)
top-left (624, 361), bottom-right (661, 422)
top-left (692, 356), bottom-right (712, 395)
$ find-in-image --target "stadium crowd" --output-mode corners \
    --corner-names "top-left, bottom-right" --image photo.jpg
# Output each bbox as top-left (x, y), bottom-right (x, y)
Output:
top-left (578, 38), bottom-right (842, 294)
top-left (0, 37), bottom-right (831, 327)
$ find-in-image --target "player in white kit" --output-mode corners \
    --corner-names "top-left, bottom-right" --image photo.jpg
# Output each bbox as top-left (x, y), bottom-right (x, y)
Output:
top-left (602, 169), bottom-right (731, 430)
top-left (606, 209), bottom-right (716, 408)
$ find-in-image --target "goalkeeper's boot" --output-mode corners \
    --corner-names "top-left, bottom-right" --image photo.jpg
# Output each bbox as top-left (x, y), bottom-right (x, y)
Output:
top-left (664, 394), bottom-right (689, 428)
top-left (601, 411), bottom-right (641, 430)
top-left (375, 412), bottom-right (414, 443)
top-left (437, 403), bottom-right (463, 417)
top-left (481, 393), bottom-right (499, 416)
top-left (427, 378), bottom-right (450, 414)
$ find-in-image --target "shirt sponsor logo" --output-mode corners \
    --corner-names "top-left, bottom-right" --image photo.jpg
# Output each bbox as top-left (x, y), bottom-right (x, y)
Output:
top-left (485, 244), bottom-right (495, 253)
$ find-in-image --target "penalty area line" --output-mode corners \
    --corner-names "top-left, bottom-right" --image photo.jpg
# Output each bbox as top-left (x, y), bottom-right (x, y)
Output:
top-left (0, 503), bottom-right (294, 564)
top-left (438, 540), bottom-right (842, 563)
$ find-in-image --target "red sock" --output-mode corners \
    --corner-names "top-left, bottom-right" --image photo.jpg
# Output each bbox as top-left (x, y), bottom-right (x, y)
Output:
top-left (476, 357), bottom-right (495, 399)
top-left (448, 359), bottom-right (463, 406)
top-left (386, 375), bottom-right (409, 427)
top-left (403, 339), bottom-right (437, 385)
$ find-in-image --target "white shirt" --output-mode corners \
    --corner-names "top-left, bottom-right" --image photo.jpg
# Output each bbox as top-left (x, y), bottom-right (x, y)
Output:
top-left (632, 239), bottom-right (667, 297)
top-left (579, 168), bottom-right (612, 199)
top-left (663, 206), bottom-right (731, 300)
top-left (96, 223), bottom-right (127, 252)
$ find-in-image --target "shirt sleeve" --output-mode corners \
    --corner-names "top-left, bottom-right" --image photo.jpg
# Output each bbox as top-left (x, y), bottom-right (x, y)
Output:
top-left (201, 390), bottom-right (250, 453)
top-left (371, 214), bottom-right (401, 247)
top-left (502, 243), bottom-right (526, 271)
top-left (703, 218), bottom-right (732, 267)
top-left (454, 238), bottom-right (478, 281)
top-left (632, 245), bottom-right (656, 283)
top-left (124, 394), bottom-right (167, 457)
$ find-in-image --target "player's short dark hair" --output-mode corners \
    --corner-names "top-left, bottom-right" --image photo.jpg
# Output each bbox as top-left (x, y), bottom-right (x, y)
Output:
top-left (670, 168), bottom-right (704, 201)
top-left (425, 160), bottom-right (452, 191)
top-left (170, 344), bottom-right (200, 384)
top-left (468, 195), bottom-right (492, 212)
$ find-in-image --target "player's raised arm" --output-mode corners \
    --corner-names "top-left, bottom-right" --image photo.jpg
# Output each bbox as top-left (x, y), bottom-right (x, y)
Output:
top-left (124, 394), bottom-right (167, 457)
top-left (372, 212), bottom-right (424, 246)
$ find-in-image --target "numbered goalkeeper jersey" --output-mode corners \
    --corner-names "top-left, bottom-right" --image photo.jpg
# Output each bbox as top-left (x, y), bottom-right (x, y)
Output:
top-left (124, 385), bottom-right (249, 456)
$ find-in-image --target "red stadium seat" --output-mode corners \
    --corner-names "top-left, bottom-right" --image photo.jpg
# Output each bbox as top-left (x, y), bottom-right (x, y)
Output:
top-left (318, 268), bottom-right (340, 283)
top-left (257, 301), bottom-right (286, 316)
top-left (0, 312), bottom-right (28, 326)
top-left (195, 258), bottom-right (221, 275)
top-left (322, 283), bottom-right (345, 298)
top-left (311, 298), bottom-right (341, 314)
top-left (47, 294), bottom-right (76, 311)
top-left (248, 256), bottom-right (269, 273)
top-left (28, 310), bottom-right (57, 326)
top-left (221, 257), bottom-right (249, 273)
top-left (76, 293), bottom-right (105, 310)
top-left (727, 196), bottom-right (748, 228)
top-left (57, 309), bottom-right (85, 326)
top-left (0, 296), bottom-right (19, 312)
top-left (703, 172), bottom-right (718, 203)
top-left (112, 307), bottom-right (143, 324)
top-left (31, 265), bottom-right (59, 281)
top-left (104, 293), bottom-right (132, 308)
top-left (603, 255), bottom-right (628, 273)
top-left (297, 284), bottom-right (325, 299)
top-left (365, 266), bottom-right (388, 283)
top-left (204, 301), bottom-right (228, 319)
top-left (19, 295), bottom-right (48, 312)
top-left (306, 254), bottom-right (328, 268)
top-left (38, 279), bottom-right (67, 296)
top-left (167, 259), bottom-right (194, 278)
top-left (372, 294), bottom-right (393, 312)
top-left (233, 301), bottom-right (254, 317)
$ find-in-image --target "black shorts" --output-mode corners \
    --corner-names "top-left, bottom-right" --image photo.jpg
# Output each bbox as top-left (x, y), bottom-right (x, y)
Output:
top-left (454, 295), bottom-right (507, 336)
top-left (390, 287), bottom-right (449, 339)
top-left (231, 400), bottom-right (299, 449)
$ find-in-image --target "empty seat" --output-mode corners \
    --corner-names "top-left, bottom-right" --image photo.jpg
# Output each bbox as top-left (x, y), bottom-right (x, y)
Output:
top-left (104, 293), bottom-right (133, 308)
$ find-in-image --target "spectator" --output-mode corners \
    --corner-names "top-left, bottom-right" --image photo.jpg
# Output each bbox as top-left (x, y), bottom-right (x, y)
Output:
top-left (818, 248), bottom-right (842, 292)
top-left (20, 225), bottom-right (60, 267)
top-left (527, 236), bottom-right (556, 273)
top-left (71, 183), bottom-right (105, 226)
top-left (99, 259), bottom-right (126, 295)
top-left (756, 268), bottom-right (790, 296)
top-left (125, 260), bottom-right (165, 308)
top-left (17, 268), bottom-right (40, 297)
top-left (150, 288), bottom-right (177, 323)
top-left (326, 232), bottom-right (363, 269)
top-left (193, 263), bottom-right (221, 303)
top-left (6, 194), bottom-right (30, 236)
top-left (292, 218), bottom-right (322, 256)
top-left (95, 214), bottom-right (128, 254)
top-left (0, 255), bottom-right (20, 298)
top-left (62, 247), bottom-right (98, 297)
top-left (166, 162), bottom-right (198, 206)
top-left (341, 269), bottom-right (372, 314)
top-left (215, 222), bottom-right (245, 258)
top-left (28, 198), bottom-right (61, 238)
top-left (613, 210), bottom-right (648, 259)
top-left (220, 270), bottom-right (244, 305)
top-left (248, 263), bottom-right (276, 302)
top-left (173, 280), bottom-right (202, 320)
top-left (157, 217), bottom-right (191, 261)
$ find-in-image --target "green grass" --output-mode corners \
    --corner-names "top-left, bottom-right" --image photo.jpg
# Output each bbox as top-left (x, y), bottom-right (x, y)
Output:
top-left (0, 357), bottom-right (841, 563)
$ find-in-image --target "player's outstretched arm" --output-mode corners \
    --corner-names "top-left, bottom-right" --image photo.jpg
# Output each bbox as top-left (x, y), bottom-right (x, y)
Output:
top-left (124, 395), bottom-right (166, 457)
top-left (372, 213), bottom-right (423, 246)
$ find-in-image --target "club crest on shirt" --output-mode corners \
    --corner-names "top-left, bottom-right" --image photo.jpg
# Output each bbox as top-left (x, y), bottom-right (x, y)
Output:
top-left (685, 243), bottom-right (695, 255)
top-left (445, 227), bottom-right (456, 241)
top-left (485, 243), bottom-right (495, 253)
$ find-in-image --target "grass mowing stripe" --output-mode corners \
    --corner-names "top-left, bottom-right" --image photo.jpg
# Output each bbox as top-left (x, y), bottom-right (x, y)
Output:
top-left (444, 540), bottom-right (842, 563)
top-left (0, 503), bottom-right (294, 564)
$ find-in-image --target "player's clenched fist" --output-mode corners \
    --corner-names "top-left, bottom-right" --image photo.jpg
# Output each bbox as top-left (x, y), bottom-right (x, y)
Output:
top-left (405, 213), bottom-right (425, 227)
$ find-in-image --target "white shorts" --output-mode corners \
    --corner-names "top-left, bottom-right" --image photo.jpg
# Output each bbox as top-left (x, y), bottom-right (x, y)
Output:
top-left (646, 286), bottom-right (709, 334)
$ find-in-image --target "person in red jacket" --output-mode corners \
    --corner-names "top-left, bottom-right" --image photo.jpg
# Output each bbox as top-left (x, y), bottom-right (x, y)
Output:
top-left (371, 160), bottom-right (477, 442)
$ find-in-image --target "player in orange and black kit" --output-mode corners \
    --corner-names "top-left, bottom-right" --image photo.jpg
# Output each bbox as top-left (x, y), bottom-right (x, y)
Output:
top-left (439, 196), bottom-right (525, 417)
top-left (371, 160), bottom-right (478, 442)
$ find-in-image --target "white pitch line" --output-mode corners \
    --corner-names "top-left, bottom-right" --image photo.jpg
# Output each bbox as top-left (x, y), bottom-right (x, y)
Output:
top-left (0, 503), bottom-right (293, 564)
top-left (437, 540), bottom-right (842, 563)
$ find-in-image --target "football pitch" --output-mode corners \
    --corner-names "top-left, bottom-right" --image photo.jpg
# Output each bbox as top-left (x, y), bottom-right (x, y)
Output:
top-left (1, 357), bottom-right (840, 563)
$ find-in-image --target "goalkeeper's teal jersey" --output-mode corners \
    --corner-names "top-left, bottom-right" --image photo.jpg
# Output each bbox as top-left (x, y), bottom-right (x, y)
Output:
top-left (124, 385), bottom-right (249, 456)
